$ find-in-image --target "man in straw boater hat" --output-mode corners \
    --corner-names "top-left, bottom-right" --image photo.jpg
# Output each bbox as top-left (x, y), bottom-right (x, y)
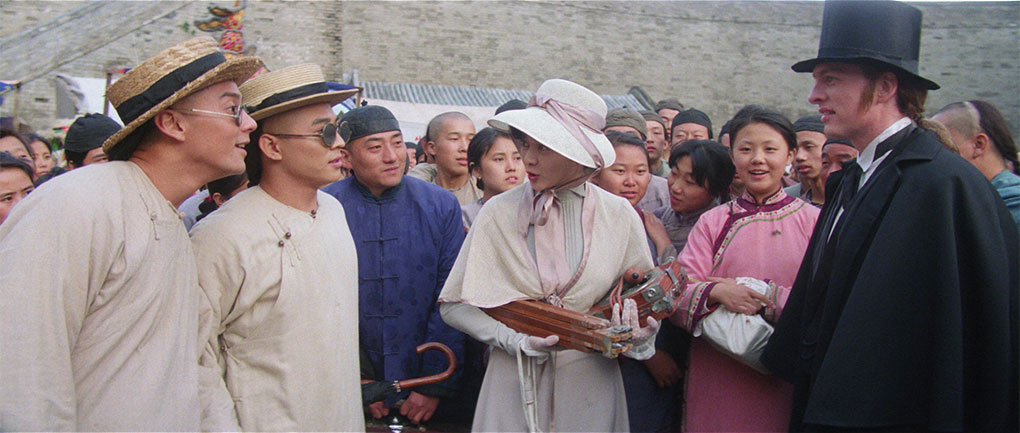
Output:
top-left (0, 36), bottom-right (261, 430)
top-left (322, 105), bottom-right (468, 426)
top-left (190, 63), bottom-right (363, 431)
top-left (760, 1), bottom-right (1018, 431)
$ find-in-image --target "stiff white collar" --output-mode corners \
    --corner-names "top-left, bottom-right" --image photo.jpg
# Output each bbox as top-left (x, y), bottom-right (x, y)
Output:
top-left (857, 117), bottom-right (912, 173)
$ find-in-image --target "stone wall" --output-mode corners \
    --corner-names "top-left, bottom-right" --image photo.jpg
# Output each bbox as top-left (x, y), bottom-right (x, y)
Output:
top-left (340, 0), bottom-right (1019, 141)
top-left (2, 0), bottom-right (1017, 142)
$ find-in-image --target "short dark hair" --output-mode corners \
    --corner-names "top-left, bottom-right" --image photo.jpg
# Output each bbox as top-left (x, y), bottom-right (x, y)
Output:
top-left (0, 127), bottom-right (34, 158)
top-left (727, 105), bottom-right (797, 152)
top-left (197, 172), bottom-right (250, 221)
top-left (605, 130), bottom-right (646, 150)
top-left (64, 149), bottom-right (88, 167)
top-left (245, 124), bottom-right (266, 186)
top-left (467, 127), bottom-right (513, 191)
top-left (107, 120), bottom-right (152, 161)
top-left (668, 139), bottom-right (735, 201)
top-left (0, 151), bottom-right (34, 180)
top-left (26, 133), bottom-right (49, 148)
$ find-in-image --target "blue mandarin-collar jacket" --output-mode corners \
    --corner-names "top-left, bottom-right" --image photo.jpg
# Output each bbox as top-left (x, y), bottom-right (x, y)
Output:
top-left (323, 176), bottom-right (467, 402)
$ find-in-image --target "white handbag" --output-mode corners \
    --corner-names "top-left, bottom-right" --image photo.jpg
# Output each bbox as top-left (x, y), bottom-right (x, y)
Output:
top-left (692, 277), bottom-right (774, 374)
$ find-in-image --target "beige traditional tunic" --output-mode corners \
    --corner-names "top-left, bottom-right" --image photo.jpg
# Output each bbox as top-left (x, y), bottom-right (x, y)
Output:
top-left (439, 183), bottom-right (653, 432)
top-left (0, 161), bottom-right (200, 431)
top-left (408, 162), bottom-right (483, 205)
top-left (192, 187), bottom-right (364, 432)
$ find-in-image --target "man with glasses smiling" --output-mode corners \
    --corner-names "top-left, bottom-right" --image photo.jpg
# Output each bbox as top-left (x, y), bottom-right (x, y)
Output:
top-left (189, 64), bottom-right (363, 431)
top-left (0, 37), bottom-right (261, 431)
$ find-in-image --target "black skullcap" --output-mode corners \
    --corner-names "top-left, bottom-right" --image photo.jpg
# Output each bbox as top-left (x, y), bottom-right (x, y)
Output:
top-left (337, 105), bottom-right (400, 143)
top-left (671, 108), bottom-right (713, 139)
top-left (793, 114), bottom-right (825, 134)
top-left (65, 113), bottom-right (121, 153)
top-left (495, 99), bottom-right (528, 114)
top-left (655, 98), bottom-right (684, 113)
top-left (823, 137), bottom-right (853, 147)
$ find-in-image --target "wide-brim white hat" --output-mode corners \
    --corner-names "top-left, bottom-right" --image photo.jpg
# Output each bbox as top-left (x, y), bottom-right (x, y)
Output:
top-left (488, 79), bottom-right (614, 169)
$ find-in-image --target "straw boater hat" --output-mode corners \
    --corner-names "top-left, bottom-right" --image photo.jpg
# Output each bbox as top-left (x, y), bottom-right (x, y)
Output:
top-left (488, 79), bottom-right (615, 169)
top-left (791, 0), bottom-right (939, 90)
top-left (239, 63), bottom-right (359, 121)
top-left (103, 36), bottom-right (263, 157)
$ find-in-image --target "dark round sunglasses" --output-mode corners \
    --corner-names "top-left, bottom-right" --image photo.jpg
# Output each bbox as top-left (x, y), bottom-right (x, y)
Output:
top-left (264, 122), bottom-right (339, 147)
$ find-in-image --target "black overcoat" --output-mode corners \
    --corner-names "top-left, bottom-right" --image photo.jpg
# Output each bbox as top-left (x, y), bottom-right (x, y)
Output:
top-left (762, 126), bottom-right (1019, 431)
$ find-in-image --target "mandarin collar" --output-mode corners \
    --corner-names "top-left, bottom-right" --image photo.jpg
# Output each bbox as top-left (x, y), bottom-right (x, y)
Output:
top-left (353, 175), bottom-right (405, 202)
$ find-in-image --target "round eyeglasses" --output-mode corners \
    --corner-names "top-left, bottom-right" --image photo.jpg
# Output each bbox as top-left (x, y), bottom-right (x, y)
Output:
top-left (177, 106), bottom-right (245, 126)
top-left (264, 122), bottom-right (339, 148)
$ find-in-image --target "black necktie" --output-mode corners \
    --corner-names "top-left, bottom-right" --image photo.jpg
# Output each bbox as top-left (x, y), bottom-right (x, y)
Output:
top-left (809, 162), bottom-right (862, 280)
top-left (836, 161), bottom-right (863, 214)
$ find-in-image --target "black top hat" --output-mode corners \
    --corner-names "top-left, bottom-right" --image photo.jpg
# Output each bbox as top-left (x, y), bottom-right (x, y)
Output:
top-left (792, 0), bottom-right (939, 90)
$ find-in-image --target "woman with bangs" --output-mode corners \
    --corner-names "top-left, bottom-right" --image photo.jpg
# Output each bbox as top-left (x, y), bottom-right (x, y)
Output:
top-left (669, 105), bottom-right (820, 432)
top-left (461, 127), bottom-right (524, 229)
top-left (655, 139), bottom-right (735, 253)
top-left (592, 130), bottom-right (674, 263)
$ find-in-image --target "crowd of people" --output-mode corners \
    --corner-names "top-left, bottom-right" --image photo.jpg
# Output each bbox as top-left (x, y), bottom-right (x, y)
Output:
top-left (1, 1), bottom-right (1018, 432)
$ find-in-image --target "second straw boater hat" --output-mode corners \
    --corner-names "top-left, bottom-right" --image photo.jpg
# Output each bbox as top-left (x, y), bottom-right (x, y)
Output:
top-left (240, 63), bottom-right (359, 121)
top-left (488, 78), bottom-right (615, 169)
top-left (103, 36), bottom-right (263, 158)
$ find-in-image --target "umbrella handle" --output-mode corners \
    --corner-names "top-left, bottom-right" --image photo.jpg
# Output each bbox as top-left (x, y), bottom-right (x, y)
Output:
top-left (395, 342), bottom-right (457, 390)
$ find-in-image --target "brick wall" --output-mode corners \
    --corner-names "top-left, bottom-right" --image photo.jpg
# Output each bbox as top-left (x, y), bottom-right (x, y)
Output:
top-left (2, 0), bottom-right (1017, 143)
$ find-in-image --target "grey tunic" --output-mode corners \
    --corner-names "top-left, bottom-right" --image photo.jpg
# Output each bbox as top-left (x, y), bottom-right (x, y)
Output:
top-left (652, 199), bottom-right (718, 252)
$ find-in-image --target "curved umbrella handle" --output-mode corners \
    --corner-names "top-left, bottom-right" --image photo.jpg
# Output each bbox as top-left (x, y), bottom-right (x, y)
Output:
top-left (395, 342), bottom-right (457, 390)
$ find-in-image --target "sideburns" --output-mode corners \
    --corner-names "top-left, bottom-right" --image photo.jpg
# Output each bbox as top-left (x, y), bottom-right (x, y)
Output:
top-left (858, 79), bottom-right (878, 114)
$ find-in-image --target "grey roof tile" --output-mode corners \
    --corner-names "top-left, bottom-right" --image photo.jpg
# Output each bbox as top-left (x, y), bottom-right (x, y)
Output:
top-left (362, 81), bottom-right (646, 110)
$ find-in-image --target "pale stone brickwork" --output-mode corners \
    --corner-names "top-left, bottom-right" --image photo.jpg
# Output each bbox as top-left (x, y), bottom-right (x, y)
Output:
top-left (2, 1), bottom-right (1017, 142)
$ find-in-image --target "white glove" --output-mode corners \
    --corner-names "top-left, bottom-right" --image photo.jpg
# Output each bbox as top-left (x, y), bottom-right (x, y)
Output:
top-left (612, 299), bottom-right (660, 360)
top-left (519, 334), bottom-right (560, 363)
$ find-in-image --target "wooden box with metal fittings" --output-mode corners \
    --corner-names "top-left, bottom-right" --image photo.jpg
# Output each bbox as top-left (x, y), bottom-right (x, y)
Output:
top-left (482, 258), bottom-right (689, 358)
top-left (588, 257), bottom-right (688, 323)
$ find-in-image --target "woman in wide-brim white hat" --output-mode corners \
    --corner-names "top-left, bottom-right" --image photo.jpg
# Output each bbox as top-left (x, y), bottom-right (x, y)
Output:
top-left (438, 78), bottom-right (659, 432)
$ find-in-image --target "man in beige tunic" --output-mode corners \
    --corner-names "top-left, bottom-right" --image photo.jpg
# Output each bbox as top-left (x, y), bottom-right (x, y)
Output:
top-left (192, 64), bottom-right (364, 431)
top-left (0, 37), bottom-right (261, 430)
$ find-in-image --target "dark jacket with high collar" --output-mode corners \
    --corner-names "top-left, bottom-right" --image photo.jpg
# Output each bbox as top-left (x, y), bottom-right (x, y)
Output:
top-left (762, 126), bottom-right (1019, 432)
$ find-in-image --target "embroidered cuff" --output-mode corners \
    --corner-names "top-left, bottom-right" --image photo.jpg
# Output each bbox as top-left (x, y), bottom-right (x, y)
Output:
top-left (762, 279), bottom-right (779, 323)
top-left (691, 282), bottom-right (719, 329)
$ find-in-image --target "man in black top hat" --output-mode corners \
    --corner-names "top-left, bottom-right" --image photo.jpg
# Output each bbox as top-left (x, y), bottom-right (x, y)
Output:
top-left (63, 113), bottom-right (117, 169)
top-left (761, 1), bottom-right (1018, 431)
